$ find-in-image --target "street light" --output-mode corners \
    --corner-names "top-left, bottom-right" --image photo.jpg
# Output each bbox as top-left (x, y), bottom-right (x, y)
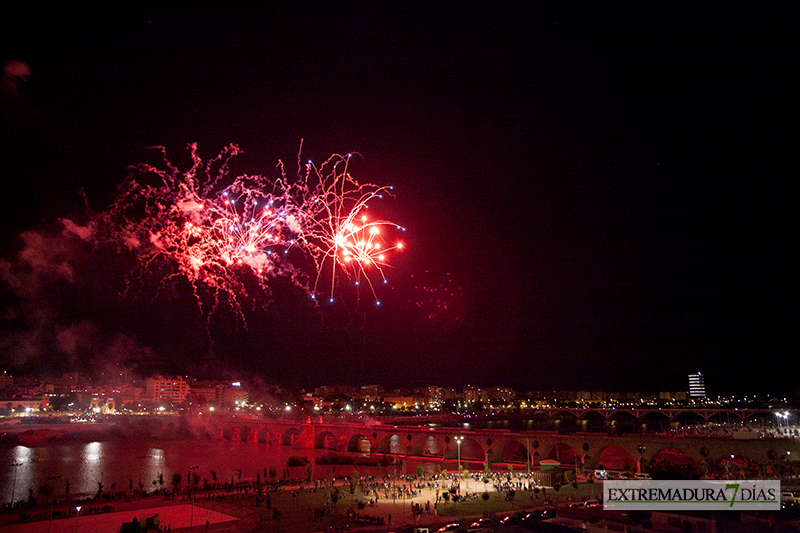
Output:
top-left (454, 436), bottom-right (464, 477)
top-left (75, 506), bottom-right (81, 533)
top-left (525, 438), bottom-right (531, 485)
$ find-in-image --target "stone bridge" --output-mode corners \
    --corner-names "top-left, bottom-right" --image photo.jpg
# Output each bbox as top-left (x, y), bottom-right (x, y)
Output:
top-left (205, 416), bottom-right (800, 473)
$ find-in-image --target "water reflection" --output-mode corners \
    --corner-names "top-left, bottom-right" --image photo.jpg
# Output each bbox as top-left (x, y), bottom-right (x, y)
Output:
top-left (84, 442), bottom-right (102, 463)
top-left (7, 446), bottom-right (33, 505)
top-left (1, 438), bottom-right (445, 504)
top-left (81, 442), bottom-right (105, 493)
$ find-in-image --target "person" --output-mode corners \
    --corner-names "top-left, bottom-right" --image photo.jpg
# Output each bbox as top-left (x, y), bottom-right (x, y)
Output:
top-left (388, 513), bottom-right (391, 524)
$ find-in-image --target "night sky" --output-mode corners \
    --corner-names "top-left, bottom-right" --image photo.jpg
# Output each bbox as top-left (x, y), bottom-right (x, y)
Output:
top-left (0, 4), bottom-right (793, 396)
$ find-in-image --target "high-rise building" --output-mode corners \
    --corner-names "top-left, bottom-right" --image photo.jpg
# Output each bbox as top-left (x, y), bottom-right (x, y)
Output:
top-left (688, 372), bottom-right (706, 398)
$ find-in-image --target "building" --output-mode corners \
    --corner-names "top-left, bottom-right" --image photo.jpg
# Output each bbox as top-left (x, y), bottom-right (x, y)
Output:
top-left (360, 384), bottom-right (384, 401)
top-left (145, 376), bottom-right (190, 404)
top-left (688, 372), bottom-right (706, 398)
top-left (463, 385), bottom-right (489, 404)
top-left (0, 396), bottom-right (49, 414)
top-left (659, 391), bottom-right (688, 401)
top-left (220, 381), bottom-right (249, 406)
top-left (187, 380), bottom-right (249, 407)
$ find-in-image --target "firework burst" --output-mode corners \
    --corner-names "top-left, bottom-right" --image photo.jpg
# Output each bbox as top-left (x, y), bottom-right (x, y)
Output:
top-left (96, 143), bottom-right (405, 319)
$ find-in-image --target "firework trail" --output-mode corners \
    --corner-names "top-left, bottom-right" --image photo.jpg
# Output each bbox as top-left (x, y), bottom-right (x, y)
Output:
top-left (292, 152), bottom-right (405, 303)
top-left (96, 143), bottom-right (405, 318)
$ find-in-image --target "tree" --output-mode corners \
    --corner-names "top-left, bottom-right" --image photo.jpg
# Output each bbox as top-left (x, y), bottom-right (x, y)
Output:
top-left (38, 482), bottom-right (53, 503)
top-left (172, 472), bottom-right (182, 493)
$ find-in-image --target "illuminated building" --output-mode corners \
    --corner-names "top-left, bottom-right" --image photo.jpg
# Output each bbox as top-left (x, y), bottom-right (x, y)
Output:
top-left (688, 372), bottom-right (706, 398)
top-left (145, 376), bottom-right (190, 403)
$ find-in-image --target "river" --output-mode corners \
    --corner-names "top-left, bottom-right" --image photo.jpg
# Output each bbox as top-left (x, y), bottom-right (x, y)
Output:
top-left (0, 434), bottom-right (457, 506)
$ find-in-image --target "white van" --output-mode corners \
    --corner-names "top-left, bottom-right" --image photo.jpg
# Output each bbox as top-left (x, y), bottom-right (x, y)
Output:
top-left (594, 470), bottom-right (608, 480)
top-left (634, 473), bottom-right (652, 480)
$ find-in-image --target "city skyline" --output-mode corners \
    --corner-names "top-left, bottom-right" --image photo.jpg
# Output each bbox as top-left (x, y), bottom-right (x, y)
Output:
top-left (3, 368), bottom-right (794, 406)
top-left (0, 5), bottom-right (793, 396)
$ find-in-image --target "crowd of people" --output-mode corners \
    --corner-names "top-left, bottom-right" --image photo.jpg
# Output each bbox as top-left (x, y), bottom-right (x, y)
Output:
top-left (658, 422), bottom-right (799, 439)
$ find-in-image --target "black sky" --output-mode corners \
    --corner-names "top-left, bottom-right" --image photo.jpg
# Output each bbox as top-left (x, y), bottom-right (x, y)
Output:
top-left (0, 4), bottom-right (794, 396)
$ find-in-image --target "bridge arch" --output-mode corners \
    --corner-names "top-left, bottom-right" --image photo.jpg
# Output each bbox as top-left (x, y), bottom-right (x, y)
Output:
top-left (444, 436), bottom-right (485, 463)
top-left (410, 434), bottom-right (445, 458)
top-left (377, 433), bottom-right (405, 455)
top-left (672, 411), bottom-right (706, 426)
top-left (596, 444), bottom-right (637, 472)
top-left (282, 427), bottom-right (302, 446)
top-left (347, 434), bottom-right (371, 453)
top-left (497, 439), bottom-right (528, 464)
top-left (547, 442), bottom-right (578, 465)
top-left (221, 423), bottom-right (235, 440)
top-left (315, 430), bottom-right (339, 450)
top-left (578, 410), bottom-right (608, 423)
top-left (639, 411), bottom-right (671, 423)
top-left (238, 425), bottom-right (253, 442)
top-left (552, 410), bottom-right (578, 422)
top-left (607, 410), bottom-right (638, 423)
top-left (648, 447), bottom-right (701, 478)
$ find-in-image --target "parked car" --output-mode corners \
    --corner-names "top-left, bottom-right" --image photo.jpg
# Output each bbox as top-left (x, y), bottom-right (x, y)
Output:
top-left (469, 517), bottom-right (493, 528)
top-left (499, 512), bottom-right (526, 525)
